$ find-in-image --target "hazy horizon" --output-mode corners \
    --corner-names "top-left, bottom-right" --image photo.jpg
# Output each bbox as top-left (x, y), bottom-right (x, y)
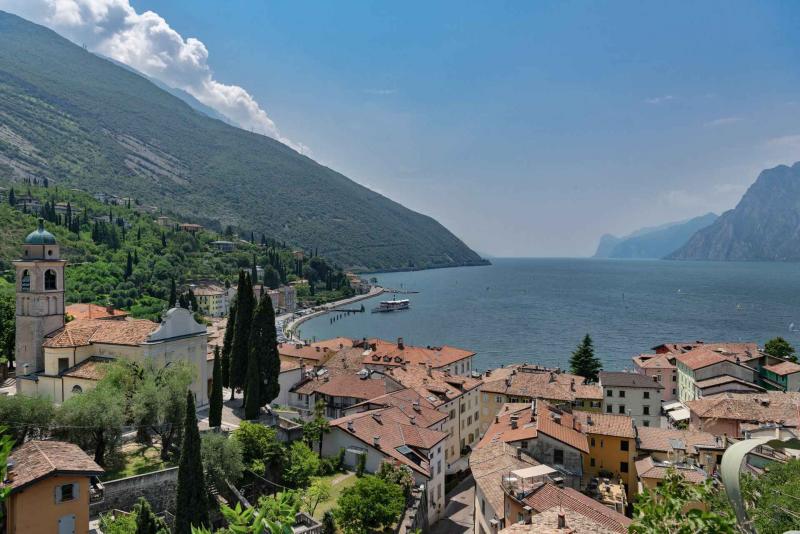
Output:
top-left (4, 1), bottom-right (800, 257)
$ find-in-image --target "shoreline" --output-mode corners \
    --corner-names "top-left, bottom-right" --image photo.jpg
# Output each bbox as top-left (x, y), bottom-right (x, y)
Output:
top-left (283, 285), bottom-right (386, 341)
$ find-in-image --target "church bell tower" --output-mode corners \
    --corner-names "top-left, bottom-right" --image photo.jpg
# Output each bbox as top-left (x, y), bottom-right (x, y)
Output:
top-left (13, 218), bottom-right (66, 384)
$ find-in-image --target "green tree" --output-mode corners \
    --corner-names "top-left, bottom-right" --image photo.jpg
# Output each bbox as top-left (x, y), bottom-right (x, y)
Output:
top-left (134, 497), bottom-right (169, 534)
top-left (284, 441), bottom-right (320, 488)
top-left (168, 277), bottom-right (177, 308)
top-left (209, 346), bottom-right (223, 428)
top-left (231, 271), bottom-right (255, 400)
top-left (200, 432), bottom-right (244, 492)
top-left (232, 421), bottom-right (286, 480)
top-left (221, 301), bottom-right (236, 393)
top-left (0, 294), bottom-right (15, 379)
top-left (301, 477), bottom-right (332, 517)
top-left (764, 336), bottom-right (797, 362)
top-left (99, 511), bottom-right (137, 534)
top-left (0, 426), bottom-right (13, 524)
top-left (355, 452), bottom-right (366, 477)
top-left (303, 399), bottom-right (330, 456)
top-left (630, 468), bottom-right (736, 534)
top-left (333, 475), bottom-right (405, 534)
top-left (263, 265), bottom-right (281, 290)
top-left (57, 381), bottom-right (124, 466)
top-left (254, 293), bottom-right (281, 408)
top-left (569, 334), bottom-right (602, 382)
top-left (741, 458), bottom-right (800, 534)
top-left (0, 394), bottom-right (55, 443)
top-left (322, 510), bottom-right (336, 534)
top-left (175, 391), bottom-right (209, 534)
top-left (258, 491), bottom-right (301, 525)
top-left (376, 461), bottom-right (415, 499)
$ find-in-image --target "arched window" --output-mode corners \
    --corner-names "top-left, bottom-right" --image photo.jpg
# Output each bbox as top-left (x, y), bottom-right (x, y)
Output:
top-left (45, 269), bottom-right (57, 290)
top-left (71, 385), bottom-right (83, 394)
top-left (21, 270), bottom-right (30, 292)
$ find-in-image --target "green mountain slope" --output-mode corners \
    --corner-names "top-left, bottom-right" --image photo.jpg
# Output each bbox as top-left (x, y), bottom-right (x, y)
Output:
top-left (0, 11), bottom-right (486, 272)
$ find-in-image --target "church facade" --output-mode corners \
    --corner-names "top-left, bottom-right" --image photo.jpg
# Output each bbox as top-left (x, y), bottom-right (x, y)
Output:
top-left (14, 219), bottom-right (209, 406)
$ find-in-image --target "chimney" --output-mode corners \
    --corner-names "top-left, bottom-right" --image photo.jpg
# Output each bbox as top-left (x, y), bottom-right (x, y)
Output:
top-left (587, 415), bottom-right (593, 426)
top-left (511, 419), bottom-right (518, 430)
top-left (410, 416), bottom-right (416, 426)
top-left (426, 364), bottom-right (432, 377)
top-left (347, 420), bottom-right (354, 432)
top-left (486, 369), bottom-right (492, 377)
top-left (505, 377), bottom-right (512, 387)
top-left (373, 436), bottom-right (381, 448)
top-left (398, 337), bottom-right (405, 349)
top-left (574, 421), bottom-right (582, 433)
top-left (516, 447), bottom-right (522, 459)
top-left (373, 413), bottom-right (382, 424)
top-left (495, 415), bottom-right (500, 424)
top-left (570, 378), bottom-right (575, 392)
top-left (316, 346), bottom-right (321, 352)
top-left (557, 511), bottom-right (566, 529)
top-left (412, 400), bottom-right (421, 412)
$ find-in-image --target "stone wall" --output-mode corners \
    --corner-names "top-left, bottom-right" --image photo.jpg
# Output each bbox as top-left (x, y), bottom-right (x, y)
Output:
top-left (90, 467), bottom-right (178, 518)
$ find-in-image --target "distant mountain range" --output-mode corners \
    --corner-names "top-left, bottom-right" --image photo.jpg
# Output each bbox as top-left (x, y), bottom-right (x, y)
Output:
top-left (0, 11), bottom-right (487, 272)
top-left (669, 162), bottom-right (800, 261)
top-left (593, 213), bottom-right (718, 259)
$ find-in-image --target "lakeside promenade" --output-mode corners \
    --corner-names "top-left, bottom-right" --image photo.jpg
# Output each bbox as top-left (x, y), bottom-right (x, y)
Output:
top-left (280, 285), bottom-right (385, 341)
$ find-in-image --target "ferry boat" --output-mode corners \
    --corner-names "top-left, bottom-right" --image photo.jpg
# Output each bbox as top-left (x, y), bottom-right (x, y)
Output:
top-left (371, 298), bottom-right (410, 313)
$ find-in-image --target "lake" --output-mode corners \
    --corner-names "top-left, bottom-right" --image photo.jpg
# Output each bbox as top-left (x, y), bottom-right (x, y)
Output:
top-left (298, 258), bottom-right (800, 372)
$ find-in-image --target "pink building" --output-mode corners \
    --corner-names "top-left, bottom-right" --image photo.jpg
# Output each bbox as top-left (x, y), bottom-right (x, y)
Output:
top-left (632, 353), bottom-right (678, 402)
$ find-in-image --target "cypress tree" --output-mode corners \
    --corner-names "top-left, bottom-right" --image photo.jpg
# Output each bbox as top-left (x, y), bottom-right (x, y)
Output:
top-left (209, 346), bottom-right (223, 428)
top-left (168, 278), bottom-right (177, 308)
top-left (231, 272), bottom-right (255, 401)
top-left (124, 251), bottom-right (133, 279)
top-left (257, 294), bottom-right (281, 407)
top-left (243, 341), bottom-right (261, 420)
top-left (161, 231), bottom-right (167, 248)
top-left (569, 334), bottom-right (602, 382)
top-left (174, 391), bottom-right (209, 534)
top-left (221, 301), bottom-right (236, 394)
top-left (8, 187), bottom-right (14, 206)
top-left (133, 497), bottom-right (167, 534)
top-left (251, 254), bottom-right (258, 286)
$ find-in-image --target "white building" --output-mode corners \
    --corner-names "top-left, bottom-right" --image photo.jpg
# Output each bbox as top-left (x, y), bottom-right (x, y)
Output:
top-left (599, 371), bottom-right (663, 428)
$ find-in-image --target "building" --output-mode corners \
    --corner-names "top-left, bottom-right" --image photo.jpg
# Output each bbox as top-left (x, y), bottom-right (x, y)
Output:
top-left (632, 353), bottom-right (678, 401)
top-left (65, 303), bottom-right (128, 321)
top-left (636, 426), bottom-right (726, 475)
top-left (572, 411), bottom-right (638, 500)
top-left (499, 507), bottom-right (626, 534)
top-left (277, 341), bottom-right (342, 367)
top-left (479, 366), bottom-right (603, 433)
top-left (358, 337), bottom-right (476, 376)
top-left (156, 215), bottom-right (170, 226)
top-left (478, 401), bottom-right (589, 489)
top-left (210, 240), bottom-right (236, 252)
top-left (290, 370), bottom-right (404, 418)
top-left (761, 360), bottom-right (800, 392)
top-left (471, 441), bottom-right (540, 533)
top-left (2, 440), bottom-right (104, 534)
top-left (634, 456), bottom-right (708, 493)
top-left (178, 223), bottom-right (203, 234)
top-left (685, 391), bottom-right (800, 437)
top-left (599, 371), bottom-right (663, 428)
top-left (321, 406), bottom-right (447, 525)
top-left (675, 346), bottom-right (763, 402)
top-left (191, 283), bottom-right (232, 317)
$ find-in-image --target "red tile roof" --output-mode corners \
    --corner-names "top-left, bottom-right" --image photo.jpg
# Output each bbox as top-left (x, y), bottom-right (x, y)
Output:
top-left (675, 348), bottom-right (729, 371)
top-left (764, 360), bottom-right (800, 376)
top-left (381, 365), bottom-right (482, 406)
top-left (632, 353), bottom-right (676, 370)
top-left (481, 368), bottom-right (602, 402)
top-left (501, 508), bottom-right (620, 533)
top-left (292, 373), bottom-right (402, 399)
top-left (600, 371), bottom-right (663, 389)
top-left (523, 483), bottom-right (631, 533)
top-left (634, 456), bottom-right (708, 484)
top-left (61, 356), bottom-right (113, 380)
top-left (478, 402), bottom-right (589, 453)
top-left (3, 441), bottom-right (103, 493)
top-left (43, 319), bottom-right (159, 348)
top-left (65, 303), bottom-right (128, 321)
top-left (685, 392), bottom-right (800, 426)
top-left (636, 427), bottom-right (722, 455)
top-left (471, 441), bottom-right (539, 520)
top-left (360, 338), bottom-right (474, 369)
top-left (278, 342), bottom-right (337, 362)
top-left (346, 388), bottom-right (448, 428)
top-left (572, 411), bottom-right (636, 439)
top-left (694, 375), bottom-right (764, 392)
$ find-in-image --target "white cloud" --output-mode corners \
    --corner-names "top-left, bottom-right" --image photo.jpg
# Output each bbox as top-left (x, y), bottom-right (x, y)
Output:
top-left (0, 0), bottom-right (307, 153)
top-left (704, 116), bottom-right (743, 127)
top-left (644, 95), bottom-right (674, 105)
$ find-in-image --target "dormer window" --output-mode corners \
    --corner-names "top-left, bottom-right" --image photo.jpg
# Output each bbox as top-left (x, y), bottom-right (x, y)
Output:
top-left (45, 269), bottom-right (57, 290)
top-left (21, 270), bottom-right (30, 292)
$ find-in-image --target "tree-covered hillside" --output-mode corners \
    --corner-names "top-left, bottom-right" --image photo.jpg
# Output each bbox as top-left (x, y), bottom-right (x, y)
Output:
top-left (0, 11), bottom-right (487, 272)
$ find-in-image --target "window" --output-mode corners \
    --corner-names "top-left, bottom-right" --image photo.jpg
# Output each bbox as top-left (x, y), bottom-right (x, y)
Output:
top-left (475, 410), bottom-right (479, 422)
top-left (590, 458), bottom-right (596, 467)
top-left (517, 513), bottom-right (524, 523)
top-left (618, 390), bottom-right (625, 398)
top-left (481, 499), bottom-right (485, 514)
top-left (620, 440), bottom-right (629, 451)
top-left (521, 441), bottom-right (528, 449)
top-left (21, 270), bottom-right (30, 292)
top-left (643, 391), bottom-right (650, 399)
top-left (618, 405), bottom-right (626, 414)
top-left (496, 396), bottom-right (502, 403)
top-left (56, 483), bottom-right (77, 503)
top-left (591, 400), bottom-right (601, 408)
top-left (590, 437), bottom-right (595, 447)
top-left (58, 358), bottom-right (69, 373)
top-left (606, 389), bottom-right (613, 397)
top-left (606, 405), bottom-right (612, 413)
top-left (620, 461), bottom-right (629, 473)
top-left (437, 460), bottom-right (442, 475)
top-left (643, 420), bottom-right (650, 427)
top-left (553, 449), bottom-right (564, 465)
top-left (672, 388), bottom-right (677, 395)
top-left (45, 269), bottom-right (57, 290)
top-left (72, 385), bottom-right (83, 394)
top-left (643, 406), bottom-right (650, 415)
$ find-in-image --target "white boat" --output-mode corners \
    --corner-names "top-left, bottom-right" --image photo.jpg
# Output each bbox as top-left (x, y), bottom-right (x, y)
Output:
top-left (371, 298), bottom-right (410, 313)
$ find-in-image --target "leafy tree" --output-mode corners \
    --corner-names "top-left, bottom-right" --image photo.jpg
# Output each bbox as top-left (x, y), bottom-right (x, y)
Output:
top-left (333, 475), bottom-right (405, 534)
top-left (232, 421), bottom-right (286, 480)
top-left (200, 432), bottom-right (244, 492)
top-left (741, 458), bottom-right (800, 534)
top-left (764, 336), bottom-right (797, 362)
top-left (99, 511), bottom-right (137, 534)
top-left (191, 501), bottom-right (293, 534)
top-left (322, 510), bottom-right (336, 534)
top-left (258, 491), bottom-right (301, 525)
top-left (284, 441), bottom-right (320, 488)
top-left (301, 477), bottom-right (332, 517)
top-left (134, 497), bottom-right (169, 534)
top-left (303, 399), bottom-right (330, 456)
top-left (355, 451), bottom-right (366, 477)
top-left (0, 426), bottom-right (13, 524)
top-left (7, 187), bottom-right (15, 206)
top-left (175, 391), bottom-right (209, 534)
top-left (168, 278), bottom-right (177, 308)
top-left (0, 294), bottom-right (15, 378)
top-left (0, 394), bottom-right (55, 443)
top-left (209, 346), bottom-right (223, 428)
top-left (263, 265), bottom-right (281, 290)
top-left (57, 381), bottom-right (124, 466)
top-left (569, 334), bottom-right (602, 382)
top-left (630, 468), bottom-right (736, 534)
top-left (231, 271), bottom-right (255, 400)
top-left (376, 461), bottom-right (415, 499)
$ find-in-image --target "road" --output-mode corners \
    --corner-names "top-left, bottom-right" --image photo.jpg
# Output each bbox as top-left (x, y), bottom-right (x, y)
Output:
top-left (430, 475), bottom-right (475, 534)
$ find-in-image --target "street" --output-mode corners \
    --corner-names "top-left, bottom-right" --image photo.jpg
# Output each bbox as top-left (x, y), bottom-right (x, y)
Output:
top-left (430, 476), bottom-right (475, 534)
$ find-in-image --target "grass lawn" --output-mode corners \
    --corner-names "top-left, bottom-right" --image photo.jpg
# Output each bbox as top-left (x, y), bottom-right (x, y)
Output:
top-left (312, 471), bottom-right (357, 520)
top-left (101, 443), bottom-right (176, 481)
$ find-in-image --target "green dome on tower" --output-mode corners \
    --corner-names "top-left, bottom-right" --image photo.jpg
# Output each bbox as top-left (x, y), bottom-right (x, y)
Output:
top-left (24, 218), bottom-right (57, 245)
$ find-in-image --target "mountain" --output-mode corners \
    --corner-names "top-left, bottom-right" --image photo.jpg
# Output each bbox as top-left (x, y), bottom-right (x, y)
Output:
top-left (594, 213), bottom-right (718, 259)
top-left (0, 11), bottom-right (487, 272)
top-left (669, 163), bottom-right (800, 261)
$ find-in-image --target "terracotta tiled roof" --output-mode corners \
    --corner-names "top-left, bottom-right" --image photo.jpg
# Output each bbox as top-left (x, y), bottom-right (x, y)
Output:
top-left (478, 402), bottom-right (589, 453)
top-left (636, 427), bottom-right (722, 455)
top-left (599, 371), bottom-right (663, 389)
top-left (634, 456), bottom-right (708, 484)
top-left (360, 338), bottom-right (474, 369)
top-left (500, 508), bottom-right (620, 534)
top-left (382, 365), bottom-right (482, 406)
top-left (61, 356), bottom-right (113, 380)
top-left (573, 411), bottom-right (636, 439)
top-left (277, 342), bottom-right (337, 362)
top-left (280, 360), bottom-right (301, 373)
top-left (292, 373), bottom-right (402, 399)
top-left (675, 348), bottom-right (729, 371)
top-left (481, 368), bottom-right (601, 402)
top-left (43, 319), bottom-right (159, 348)
top-left (192, 284), bottom-right (226, 296)
top-left (655, 341), bottom-right (759, 357)
top-left (346, 388), bottom-right (448, 428)
top-left (329, 407), bottom-right (447, 477)
top-left (632, 353), bottom-right (675, 370)
top-left (3, 441), bottom-right (103, 493)
top-left (471, 441), bottom-right (539, 519)
top-left (312, 337), bottom-right (354, 351)
top-left (764, 360), bottom-right (800, 376)
top-left (685, 392), bottom-right (800, 426)
top-left (694, 375), bottom-right (764, 391)
top-left (65, 303), bottom-right (128, 321)
top-left (523, 483), bottom-right (631, 533)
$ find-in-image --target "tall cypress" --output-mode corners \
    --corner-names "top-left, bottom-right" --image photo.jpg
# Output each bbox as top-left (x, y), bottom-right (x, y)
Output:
top-left (257, 294), bottom-right (281, 407)
top-left (244, 294), bottom-right (278, 418)
top-left (133, 497), bottom-right (167, 534)
top-left (209, 346), bottom-right (223, 428)
top-left (168, 278), bottom-right (177, 308)
top-left (174, 392), bottom-right (209, 533)
top-left (251, 253), bottom-right (259, 286)
top-left (243, 341), bottom-right (261, 420)
top-left (221, 301), bottom-right (236, 395)
top-left (231, 271), bottom-right (255, 400)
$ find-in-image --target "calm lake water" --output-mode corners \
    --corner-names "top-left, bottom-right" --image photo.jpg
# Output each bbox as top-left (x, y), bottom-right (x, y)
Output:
top-left (299, 258), bottom-right (800, 372)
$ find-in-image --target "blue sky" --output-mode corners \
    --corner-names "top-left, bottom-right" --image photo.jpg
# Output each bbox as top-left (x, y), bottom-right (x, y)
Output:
top-left (11, 1), bottom-right (800, 256)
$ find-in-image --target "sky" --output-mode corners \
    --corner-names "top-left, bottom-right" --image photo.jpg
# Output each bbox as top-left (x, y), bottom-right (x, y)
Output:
top-left (4, 1), bottom-right (800, 257)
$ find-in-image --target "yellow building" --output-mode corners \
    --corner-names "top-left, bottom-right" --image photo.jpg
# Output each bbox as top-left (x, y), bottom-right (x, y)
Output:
top-left (2, 441), bottom-right (104, 534)
top-left (573, 411), bottom-right (638, 500)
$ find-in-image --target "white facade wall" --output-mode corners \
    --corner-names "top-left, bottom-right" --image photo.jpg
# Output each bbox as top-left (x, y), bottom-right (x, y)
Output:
top-left (603, 385), bottom-right (662, 428)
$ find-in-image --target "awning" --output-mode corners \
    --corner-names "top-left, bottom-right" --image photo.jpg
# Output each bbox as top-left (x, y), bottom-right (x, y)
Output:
top-left (512, 465), bottom-right (557, 479)
top-left (662, 401), bottom-right (684, 412)
top-left (667, 408), bottom-right (691, 421)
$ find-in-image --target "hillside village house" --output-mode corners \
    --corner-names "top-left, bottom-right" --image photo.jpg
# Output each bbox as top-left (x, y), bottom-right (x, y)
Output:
top-left (632, 353), bottom-right (678, 401)
top-left (321, 406), bottom-right (447, 525)
top-left (2, 441), bottom-right (104, 534)
top-left (359, 337), bottom-right (476, 376)
top-left (635, 426), bottom-right (726, 476)
top-left (685, 391), bottom-right (800, 437)
top-left (761, 360), bottom-right (800, 392)
top-left (675, 345), bottom-right (765, 402)
top-left (599, 371), bottom-right (663, 428)
top-left (14, 220), bottom-right (210, 406)
top-left (479, 365), bottom-right (603, 433)
top-left (190, 282), bottom-right (234, 317)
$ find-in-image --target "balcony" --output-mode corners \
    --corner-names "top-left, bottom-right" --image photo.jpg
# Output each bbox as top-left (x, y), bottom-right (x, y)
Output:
top-left (89, 477), bottom-right (104, 504)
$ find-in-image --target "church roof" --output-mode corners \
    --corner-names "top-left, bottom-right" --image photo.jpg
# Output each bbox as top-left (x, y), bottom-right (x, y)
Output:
top-left (24, 218), bottom-right (57, 245)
